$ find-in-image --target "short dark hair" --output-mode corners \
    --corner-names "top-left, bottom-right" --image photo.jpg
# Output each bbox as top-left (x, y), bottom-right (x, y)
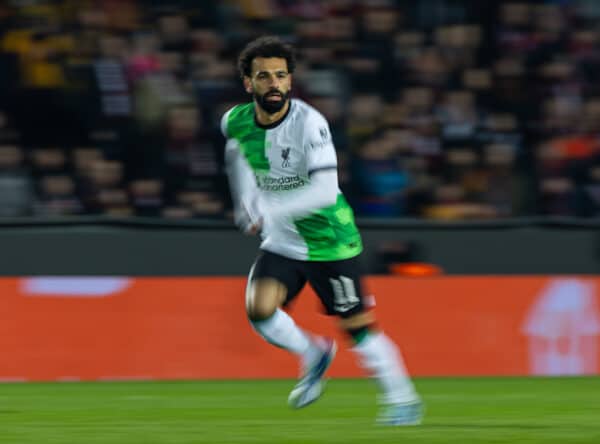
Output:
top-left (237, 36), bottom-right (296, 79)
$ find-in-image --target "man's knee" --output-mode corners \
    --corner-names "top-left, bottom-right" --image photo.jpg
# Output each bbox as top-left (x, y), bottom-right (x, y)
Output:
top-left (339, 311), bottom-right (376, 341)
top-left (246, 278), bottom-right (286, 321)
top-left (247, 297), bottom-right (278, 321)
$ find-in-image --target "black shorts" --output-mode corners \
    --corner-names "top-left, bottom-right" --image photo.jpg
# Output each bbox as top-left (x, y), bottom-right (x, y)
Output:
top-left (249, 249), bottom-right (367, 318)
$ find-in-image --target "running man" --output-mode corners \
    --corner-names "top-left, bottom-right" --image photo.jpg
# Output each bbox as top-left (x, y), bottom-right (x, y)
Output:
top-left (221, 36), bottom-right (422, 425)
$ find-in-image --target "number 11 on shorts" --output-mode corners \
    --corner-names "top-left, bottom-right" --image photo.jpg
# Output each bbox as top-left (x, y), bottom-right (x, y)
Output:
top-left (330, 276), bottom-right (360, 313)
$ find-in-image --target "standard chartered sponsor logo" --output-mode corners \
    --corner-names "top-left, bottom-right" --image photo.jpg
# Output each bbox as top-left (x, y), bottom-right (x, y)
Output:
top-left (256, 174), bottom-right (306, 191)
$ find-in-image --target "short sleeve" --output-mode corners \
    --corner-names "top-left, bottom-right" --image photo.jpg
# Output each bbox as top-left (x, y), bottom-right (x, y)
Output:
top-left (303, 111), bottom-right (337, 175)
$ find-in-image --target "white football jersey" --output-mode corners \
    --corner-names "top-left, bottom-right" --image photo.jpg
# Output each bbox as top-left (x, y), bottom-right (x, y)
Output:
top-left (222, 99), bottom-right (362, 261)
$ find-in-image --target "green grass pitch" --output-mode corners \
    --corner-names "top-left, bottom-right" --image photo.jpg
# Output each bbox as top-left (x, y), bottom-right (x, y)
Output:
top-left (1, 377), bottom-right (599, 443)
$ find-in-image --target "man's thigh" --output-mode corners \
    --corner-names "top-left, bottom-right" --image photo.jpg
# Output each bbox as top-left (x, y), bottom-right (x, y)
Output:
top-left (249, 250), bottom-right (307, 307)
top-left (305, 254), bottom-right (367, 318)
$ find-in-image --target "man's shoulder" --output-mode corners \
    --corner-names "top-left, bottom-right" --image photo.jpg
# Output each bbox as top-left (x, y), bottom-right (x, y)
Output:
top-left (221, 102), bottom-right (254, 137)
top-left (290, 100), bottom-right (332, 147)
top-left (291, 99), bottom-right (328, 127)
top-left (222, 102), bottom-right (254, 122)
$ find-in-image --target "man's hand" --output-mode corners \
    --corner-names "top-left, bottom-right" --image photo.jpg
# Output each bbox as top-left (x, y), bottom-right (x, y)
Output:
top-left (235, 197), bottom-right (264, 236)
top-left (235, 209), bottom-right (262, 235)
top-left (244, 218), bottom-right (263, 235)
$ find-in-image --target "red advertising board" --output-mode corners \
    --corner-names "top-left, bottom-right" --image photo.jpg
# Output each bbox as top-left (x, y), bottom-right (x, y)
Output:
top-left (1, 276), bottom-right (598, 381)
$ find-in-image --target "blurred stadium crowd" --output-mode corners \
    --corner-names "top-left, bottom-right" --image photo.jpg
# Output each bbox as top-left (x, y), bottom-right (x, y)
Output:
top-left (1, 0), bottom-right (600, 219)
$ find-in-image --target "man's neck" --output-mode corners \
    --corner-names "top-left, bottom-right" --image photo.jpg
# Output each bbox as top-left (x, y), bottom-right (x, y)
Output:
top-left (254, 100), bottom-right (290, 126)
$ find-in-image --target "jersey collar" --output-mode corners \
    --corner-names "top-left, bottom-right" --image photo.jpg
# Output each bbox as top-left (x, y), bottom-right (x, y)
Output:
top-left (254, 99), bottom-right (293, 130)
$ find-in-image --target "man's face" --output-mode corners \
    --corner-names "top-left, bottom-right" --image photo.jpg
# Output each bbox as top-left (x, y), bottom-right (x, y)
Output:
top-left (244, 57), bottom-right (292, 114)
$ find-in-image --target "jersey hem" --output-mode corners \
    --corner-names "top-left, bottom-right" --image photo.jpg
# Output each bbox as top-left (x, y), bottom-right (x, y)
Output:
top-left (259, 246), bottom-right (363, 262)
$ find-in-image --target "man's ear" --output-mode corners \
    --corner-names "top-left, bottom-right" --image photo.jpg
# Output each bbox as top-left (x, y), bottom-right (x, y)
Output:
top-left (243, 77), bottom-right (253, 94)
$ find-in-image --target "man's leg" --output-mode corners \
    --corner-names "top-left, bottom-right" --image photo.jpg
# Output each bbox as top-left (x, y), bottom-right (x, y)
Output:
top-left (245, 252), bottom-right (336, 408)
top-left (342, 314), bottom-right (422, 425)
top-left (307, 256), bottom-right (422, 425)
top-left (246, 277), bottom-right (316, 356)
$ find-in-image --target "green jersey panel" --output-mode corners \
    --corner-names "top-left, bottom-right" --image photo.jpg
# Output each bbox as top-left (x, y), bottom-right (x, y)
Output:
top-left (295, 194), bottom-right (363, 261)
top-left (226, 104), bottom-right (270, 172)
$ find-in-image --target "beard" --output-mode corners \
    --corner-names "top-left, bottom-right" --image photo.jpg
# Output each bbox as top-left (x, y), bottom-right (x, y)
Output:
top-left (254, 89), bottom-right (290, 114)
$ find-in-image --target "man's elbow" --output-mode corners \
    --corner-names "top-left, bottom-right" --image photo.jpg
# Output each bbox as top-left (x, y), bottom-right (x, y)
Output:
top-left (312, 171), bottom-right (339, 207)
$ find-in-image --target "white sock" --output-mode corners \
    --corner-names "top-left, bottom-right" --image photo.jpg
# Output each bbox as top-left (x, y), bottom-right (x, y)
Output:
top-left (352, 331), bottom-right (419, 405)
top-left (251, 309), bottom-right (321, 364)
